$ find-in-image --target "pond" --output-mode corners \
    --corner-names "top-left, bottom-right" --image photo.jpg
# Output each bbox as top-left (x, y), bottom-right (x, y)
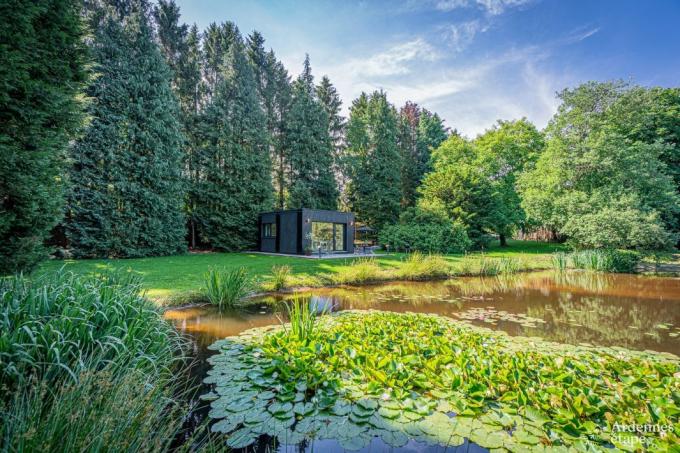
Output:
top-left (165, 271), bottom-right (680, 451)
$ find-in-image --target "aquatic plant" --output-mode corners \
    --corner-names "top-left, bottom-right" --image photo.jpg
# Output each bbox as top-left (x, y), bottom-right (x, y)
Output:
top-left (395, 252), bottom-right (451, 280)
top-left (203, 311), bottom-right (679, 451)
top-left (270, 265), bottom-right (292, 291)
top-left (280, 297), bottom-right (325, 342)
top-left (204, 267), bottom-right (253, 308)
top-left (551, 252), bottom-right (568, 271)
top-left (558, 250), bottom-right (641, 273)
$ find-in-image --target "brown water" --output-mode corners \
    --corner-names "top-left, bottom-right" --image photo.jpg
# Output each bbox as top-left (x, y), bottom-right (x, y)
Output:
top-left (166, 271), bottom-right (680, 451)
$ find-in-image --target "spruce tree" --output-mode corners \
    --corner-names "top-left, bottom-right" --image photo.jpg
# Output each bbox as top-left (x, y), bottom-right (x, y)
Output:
top-left (283, 56), bottom-right (338, 210)
top-left (398, 103), bottom-right (448, 207)
top-left (67, 1), bottom-right (186, 258)
top-left (346, 91), bottom-right (402, 229)
top-left (153, 1), bottom-right (203, 247)
top-left (194, 30), bottom-right (273, 250)
top-left (0, 0), bottom-right (88, 273)
top-left (316, 76), bottom-right (347, 206)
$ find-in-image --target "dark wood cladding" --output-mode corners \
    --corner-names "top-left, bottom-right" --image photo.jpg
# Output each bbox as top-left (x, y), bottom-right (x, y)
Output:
top-left (258, 209), bottom-right (355, 255)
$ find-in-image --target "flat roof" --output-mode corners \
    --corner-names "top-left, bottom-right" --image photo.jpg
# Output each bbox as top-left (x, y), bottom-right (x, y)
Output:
top-left (259, 208), bottom-right (354, 215)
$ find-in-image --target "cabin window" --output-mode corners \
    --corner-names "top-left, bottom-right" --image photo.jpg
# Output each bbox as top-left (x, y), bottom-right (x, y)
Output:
top-left (263, 223), bottom-right (276, 238)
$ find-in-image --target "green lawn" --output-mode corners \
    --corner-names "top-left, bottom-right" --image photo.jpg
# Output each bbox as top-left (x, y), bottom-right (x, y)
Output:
top-left (37, 240), bottom-right (565, 305)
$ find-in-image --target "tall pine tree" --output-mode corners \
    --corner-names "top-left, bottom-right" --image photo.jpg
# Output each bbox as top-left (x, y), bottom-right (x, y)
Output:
top-left (282, 56), bottom-right (338, 210)
top-left (0, 0), bottom-right (88, 272)
top-left (346, 91), bottom-right (402, 229)
top-left (67, 1), bottom-right (186, 258)
top-left (194, 28), bottom-right (273, 250)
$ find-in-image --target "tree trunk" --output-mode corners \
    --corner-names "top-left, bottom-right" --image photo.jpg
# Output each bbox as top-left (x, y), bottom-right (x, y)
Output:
top-left (499, 233), bottom-right (507, 247)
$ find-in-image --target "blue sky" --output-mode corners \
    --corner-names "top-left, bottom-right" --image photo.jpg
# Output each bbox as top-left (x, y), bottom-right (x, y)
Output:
top-left (175, 0), bottom-right (680, 137)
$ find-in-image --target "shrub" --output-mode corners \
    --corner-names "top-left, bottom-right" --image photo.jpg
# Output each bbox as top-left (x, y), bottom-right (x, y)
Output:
top-left (204, 267), bottom-right (253, 308)
top-left (0, 271), bottom-right (181, 391)
top-left (270, 265), bottom-right (292, 291)
top-left (396, 252), bottom-right (451, 280)
top-left (379, 206), bottom-right (472, 254)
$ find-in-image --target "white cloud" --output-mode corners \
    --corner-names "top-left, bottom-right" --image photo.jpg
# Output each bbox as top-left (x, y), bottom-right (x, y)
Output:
top-left (440, 20), bottom-right (488, 51)
top-left (432, 0), bottom-right (533, 15)
top-left (348, 38), bottom-right (440, 77)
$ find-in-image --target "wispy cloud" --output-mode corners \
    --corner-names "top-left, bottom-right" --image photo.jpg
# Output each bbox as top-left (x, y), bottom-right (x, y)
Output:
top-left (428, 0), bottom-right (534, 15)
top-left (563, 26), bottom-right (601, 43)
top-left (342, 38), bottom-right (440, 77)
top-left (439, 20), bottom-right (488, 52)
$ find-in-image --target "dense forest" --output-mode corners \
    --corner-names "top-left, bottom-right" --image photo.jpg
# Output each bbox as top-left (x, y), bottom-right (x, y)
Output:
top-left (1, 0), bottom-right (679, 274)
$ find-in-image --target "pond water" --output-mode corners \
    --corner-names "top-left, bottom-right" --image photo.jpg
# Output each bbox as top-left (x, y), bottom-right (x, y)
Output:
top-left (165, 271), bottom-right (680, 451)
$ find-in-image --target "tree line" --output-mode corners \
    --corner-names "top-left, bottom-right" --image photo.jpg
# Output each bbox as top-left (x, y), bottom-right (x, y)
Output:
top-left (2, 0), bottom-right (678, 274)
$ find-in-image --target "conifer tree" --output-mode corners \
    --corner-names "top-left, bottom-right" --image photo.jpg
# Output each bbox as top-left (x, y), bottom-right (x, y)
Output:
top-left (194, 29), bottom-right (273, 250)
top-left (398, 102), bottom-right (448, 207)
top-left (153, 0), bottom-right (203, 247)
top-left (0, 0), bottom-right (88, 272)
top-left (346, 91), bottom-right (402, 229)
top-left (316, 76), bottom-right (347, 206)
top-left (67, 1), bottom-right (186, 258)
top-left (247, 32), bottom-right (292, 209)
top-left (282, 56), bottom-right (338, 210)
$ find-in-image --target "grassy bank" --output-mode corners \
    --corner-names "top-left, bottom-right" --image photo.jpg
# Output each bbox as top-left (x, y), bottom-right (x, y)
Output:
top-left (36, 240), bottom-right (565, 306)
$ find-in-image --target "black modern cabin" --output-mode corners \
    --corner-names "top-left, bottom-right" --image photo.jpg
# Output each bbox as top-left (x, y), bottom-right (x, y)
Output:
top-left (258, 209), bottom-right (355, 255)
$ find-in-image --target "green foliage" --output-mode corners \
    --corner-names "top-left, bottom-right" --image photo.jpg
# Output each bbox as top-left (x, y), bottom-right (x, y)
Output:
top-left (395, 252), bottom-right (451, 280)
top-left (270, 264), bottom-right (292, 291)
top-left (346, 91), bottom-right (402, 230)
top-left (1, 367), bottom-right (187, 453)
top-left (0, 270), bottom-right (188, 451)
top-left (204, 267), bottom-right (253, 308)
top-left (67, 3), bottom-right (186, 258)
top-left (0, 270), bottom-right (181, 392)
top-left (194, 28), bottom-right (274, 250)
top-left (0, 0), bottom-right (88, 272)
top-left (283, 56), bottom-right (338, 209)
top-left (379, 205), bottom-right (471, 253)
top-left (281, 297), bottom-right (325, 343)
top-left (204, 311), bottom-right (680, 451)
top-left (329, 258), bottom-right (386, 285)
top-left (397, 102), bottom-right (448, 207)
top-left (519, 81), bottom-right (679, 250)
top-left (555, 249), bottom-right (641, 273)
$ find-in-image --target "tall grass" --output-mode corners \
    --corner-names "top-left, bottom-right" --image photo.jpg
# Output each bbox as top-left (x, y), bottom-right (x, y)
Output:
top-left (551, 249), bottom-right (641, 273)
top-left (329, 258), bottom-right (385, 285)
top-left (203, 267), bottom-right (253, 308)
top-left (396, 252), bottom-right (451, 280)
top-left (270, 264), bottom-right (291, 291)
top-left (0, 271), bottom-right (182, 391)
top-left (1, 367), bottom-right (187, 452)
top-left (0, 270), bottom-right (189, 452)
top-left (281, 297), bottom-right (326, 342)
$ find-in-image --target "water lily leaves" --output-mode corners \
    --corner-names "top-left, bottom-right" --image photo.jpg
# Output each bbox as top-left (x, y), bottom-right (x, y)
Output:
top-left (225, 427), bottom-right (257, 449)
top-left (201, 311), bottom-right (680, 452)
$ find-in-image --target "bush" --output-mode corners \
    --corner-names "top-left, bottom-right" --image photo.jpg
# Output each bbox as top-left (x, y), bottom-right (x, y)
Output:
top-left (0, 271), bottom-right (181, 391)
top-left (204, 267), bottom-right (253, 308)
top-left (379, 206), bottom-right (472, 254)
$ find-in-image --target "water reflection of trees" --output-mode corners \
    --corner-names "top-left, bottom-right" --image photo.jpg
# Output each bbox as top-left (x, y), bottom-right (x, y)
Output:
top-left (525, 294), bottom-right (678, 350)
